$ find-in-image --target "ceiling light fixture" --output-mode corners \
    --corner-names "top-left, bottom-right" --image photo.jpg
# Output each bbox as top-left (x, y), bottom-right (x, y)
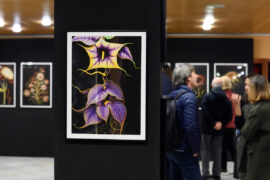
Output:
top-left (202, 14), bottom-right (214, 31)
top-left (41, 15), bottom-right (52, 26)
top-left (0, 17), bottom-right (5, 27)
top-left (12, 23), bottom-right (22, 33)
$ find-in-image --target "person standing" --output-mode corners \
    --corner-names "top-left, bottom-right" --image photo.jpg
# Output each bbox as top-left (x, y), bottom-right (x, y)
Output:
top-left (201, 77), bottom-right (232, 180)
top-left (220, 76), bottom-right (238, 178)
top-left (167, 63), bottom-right (201, 180)
top-left (241, 75), bottom-right (270, 180)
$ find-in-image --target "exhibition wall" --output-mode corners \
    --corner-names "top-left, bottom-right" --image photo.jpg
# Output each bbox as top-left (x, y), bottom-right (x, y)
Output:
top-left (54, 0), bottom-right (163, 180)
top-left (0, 39), bottom-right (55, 157)
top-left (166, 38), bottom-right (253, 81)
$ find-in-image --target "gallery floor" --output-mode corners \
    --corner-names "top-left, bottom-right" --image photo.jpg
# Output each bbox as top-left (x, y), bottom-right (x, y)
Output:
top-left (0, 156), bottom-right (237, 180)
top-left (0, 156), bottom-right (53, 180)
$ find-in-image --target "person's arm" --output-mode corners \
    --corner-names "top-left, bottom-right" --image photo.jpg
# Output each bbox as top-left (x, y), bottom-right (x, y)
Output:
top-left (231, 93), bottom-right (242, 116)
top-left (241, 107), bottom-right (260, 141)
top-left (202, 94), bottom-right (217, 128)
top-left (182, 95), bottom-right (201, 156)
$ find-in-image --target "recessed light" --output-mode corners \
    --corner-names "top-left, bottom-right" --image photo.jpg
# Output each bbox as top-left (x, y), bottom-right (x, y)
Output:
top-left (41, 15), bottom-right (52, 26)
top-left (0, 17), bottom-right (5, 27)
top-left (206, 4), bottom-right (226, 9)
top-left (12, 23), bottom-right (22, 33)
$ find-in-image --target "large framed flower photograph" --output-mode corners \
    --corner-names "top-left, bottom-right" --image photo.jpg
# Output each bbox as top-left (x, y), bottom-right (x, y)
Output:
top-left (0, 62), bottom-right (16, 108)
top-left (214, 63), bottom-right (248, 94)
top-left (67, 32), bottom-right (146, 140)
top-left (20, 62), bottom-right (52, 108)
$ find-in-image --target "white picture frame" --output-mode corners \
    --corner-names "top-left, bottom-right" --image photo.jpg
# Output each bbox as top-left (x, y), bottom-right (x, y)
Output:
top-left (20, 62), bottom-right (53, 108)
top-left (0, 62), bottom-right (16, 108)
top-left (67, 32), bottom-right (146, 140)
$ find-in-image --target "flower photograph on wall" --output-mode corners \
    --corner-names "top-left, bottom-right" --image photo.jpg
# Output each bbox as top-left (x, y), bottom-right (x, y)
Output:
top-left (0, 63), bottom-right (16, 108)
top-left (20, 62), bottom-right (52, 108)
top-left (214, 63), bottom-right (248, 95)
top-left (175, 63), bottom-right (209, 108)
top-left (67, 32), bottom-right (146, 140)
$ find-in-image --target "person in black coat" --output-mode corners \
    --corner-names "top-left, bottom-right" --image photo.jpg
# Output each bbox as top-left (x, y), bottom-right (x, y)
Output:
top-left (201, 77), bottom-right (233, 180)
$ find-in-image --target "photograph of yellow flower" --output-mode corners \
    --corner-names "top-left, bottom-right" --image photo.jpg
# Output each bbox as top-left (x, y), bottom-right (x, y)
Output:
top-left (0, 63), bottom-right (16, 108)
top-left (20, 62), bottom-right (52, 108)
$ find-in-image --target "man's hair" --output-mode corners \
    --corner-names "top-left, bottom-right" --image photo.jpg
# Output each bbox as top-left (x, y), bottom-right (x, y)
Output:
top-left (248, 75), bottom-right (270, 103)
top-left (221, 76), bottom-right (232, 90)
top-left (211, 77), bottom-right (223, 88)
top-left (172, 63), bottom-right (194, 86)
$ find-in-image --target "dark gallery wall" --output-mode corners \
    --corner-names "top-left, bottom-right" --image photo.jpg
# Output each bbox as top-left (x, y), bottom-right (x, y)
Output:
top-left (55, 0), bottom-right (163, 180)
top-left (166, 38), bottom-right (253, 79)
top-left (0, 39), bottom-right (55, 157)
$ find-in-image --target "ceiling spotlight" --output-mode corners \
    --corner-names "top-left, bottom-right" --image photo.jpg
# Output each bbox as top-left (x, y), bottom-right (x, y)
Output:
top-left (206, 4), bottom-right (226, 9)
top-left (12, 23), bottom-right (22, 33)
top-left (0, 17), bottom-right (5, 27)
top-left (202, 22), bottom-right (212, 31)
top-left (41, 15), bottom-right (52, 26)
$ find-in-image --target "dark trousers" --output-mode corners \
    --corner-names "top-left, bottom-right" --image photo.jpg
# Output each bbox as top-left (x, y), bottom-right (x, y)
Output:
top-left (222, 128), bottom-right (238, 177)
top-left (201, 134), bottom-right (222, 177)
top-left (167, 151), bottom-right (201, 180)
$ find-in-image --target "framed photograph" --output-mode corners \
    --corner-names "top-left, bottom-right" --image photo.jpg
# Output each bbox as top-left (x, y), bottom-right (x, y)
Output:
top-left (175, 63), bottom-right (209, 107)
top-left (214, 63), bottom-right (248, 94)
top-left (20, 62), bottom-right (52, 108)
top-left (67, 32), bottom-right (146, 140)
top-left (0, 62), bottom-right (16, 108)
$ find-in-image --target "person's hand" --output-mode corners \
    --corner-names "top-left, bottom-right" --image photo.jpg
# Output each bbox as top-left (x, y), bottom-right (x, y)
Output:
top-left (214, 121), bottom-right (222, 130)
top-left (193, 153), bottom-right (198, 157)
top-left (231, 93), bottom-right (241, 106)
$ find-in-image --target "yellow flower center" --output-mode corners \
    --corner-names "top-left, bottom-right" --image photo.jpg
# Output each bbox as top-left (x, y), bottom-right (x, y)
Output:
top-left (101, 51), bottom-right (105, 61)
top-left (104, 101), bottom-right (111, 106)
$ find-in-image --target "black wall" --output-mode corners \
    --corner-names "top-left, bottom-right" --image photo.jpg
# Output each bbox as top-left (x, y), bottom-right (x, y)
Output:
top-left (55, 0), bottom-right (163, 180)
top-left (0, 39), bottom-right (55, 157)
top-left (167, 38), bottom-right (253, 80)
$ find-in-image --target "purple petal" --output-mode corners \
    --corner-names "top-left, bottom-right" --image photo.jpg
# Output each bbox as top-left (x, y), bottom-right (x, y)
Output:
top-left (96, 104), bottom-right (110, 121)
top-left (107, 101), bottom-right (127, 127)
top-left (118, 46), bottom-right (133, 60)
top-left (104, 80), bottom-right (124, 101)
top-left (72, 36), bottom-right (100, 46)
top-left (83, 106), bottom-right (102, 126)
top-left (87, 84), bottom-right (108, 106)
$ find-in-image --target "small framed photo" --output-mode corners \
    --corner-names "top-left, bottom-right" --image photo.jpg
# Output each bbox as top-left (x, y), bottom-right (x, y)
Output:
top-left (0, 62), bottom-right (16, 108)
top-left (214, 63), bottom-right (248, 94)
top-left (175, 63), bottom-right (209, 107)
top-left (20, 62), bottom-right (52, 108)
top-left (67, 32), bottom-right (146, 140)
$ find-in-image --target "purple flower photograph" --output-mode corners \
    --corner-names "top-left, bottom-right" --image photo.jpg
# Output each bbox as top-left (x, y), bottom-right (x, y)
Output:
top-left (67, 32), bottom-right (146, 140)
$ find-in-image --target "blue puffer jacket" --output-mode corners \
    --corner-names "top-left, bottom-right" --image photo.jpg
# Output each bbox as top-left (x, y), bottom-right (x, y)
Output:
top-left (169, 85), bottom-right (201, 154)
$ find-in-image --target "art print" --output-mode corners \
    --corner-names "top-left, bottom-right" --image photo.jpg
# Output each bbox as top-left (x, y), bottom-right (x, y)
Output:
top-left (175, 63), bottom-right (209, 107)
top-left (214, 63), bottom-right (248, 95)
top-left (20, 62), bottom-right (52, 108)
top-left (67, 32), bottom-right (146, 140)
top-left (0, 63), bottom-right (16, 108)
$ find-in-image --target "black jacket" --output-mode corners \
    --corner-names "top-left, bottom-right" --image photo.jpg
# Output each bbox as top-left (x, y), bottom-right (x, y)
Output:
top-left (201, 87), bottom-right (233, 135)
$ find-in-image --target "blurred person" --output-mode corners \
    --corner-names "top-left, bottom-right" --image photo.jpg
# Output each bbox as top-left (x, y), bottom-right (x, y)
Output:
top-left (231, 73), bottom-right (256, 180)
top-left (167, 63), bottom-right (201, 180)
top-left (220, 76), bottom-right (238, 178)
top-left (241, 75), bottom-right (270, 180)
top-left (161, 64), bottom-right (173, 96)
top-left (201, 77), bottom-right (232, 180)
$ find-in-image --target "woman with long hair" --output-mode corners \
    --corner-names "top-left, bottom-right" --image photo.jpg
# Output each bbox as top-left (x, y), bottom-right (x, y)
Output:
top-left (241, 75), bottom-right (270, 180)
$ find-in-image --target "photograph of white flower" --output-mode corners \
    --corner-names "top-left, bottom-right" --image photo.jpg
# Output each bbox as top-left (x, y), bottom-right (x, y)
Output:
top-left (20, 62), bottom-right (52, 108)
top-left (0, 63), bottom-right (16, 108)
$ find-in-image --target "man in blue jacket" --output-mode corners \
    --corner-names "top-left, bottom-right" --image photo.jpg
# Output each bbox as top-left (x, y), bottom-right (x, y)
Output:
top-left (167, 63), bottom-right (201, 180)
